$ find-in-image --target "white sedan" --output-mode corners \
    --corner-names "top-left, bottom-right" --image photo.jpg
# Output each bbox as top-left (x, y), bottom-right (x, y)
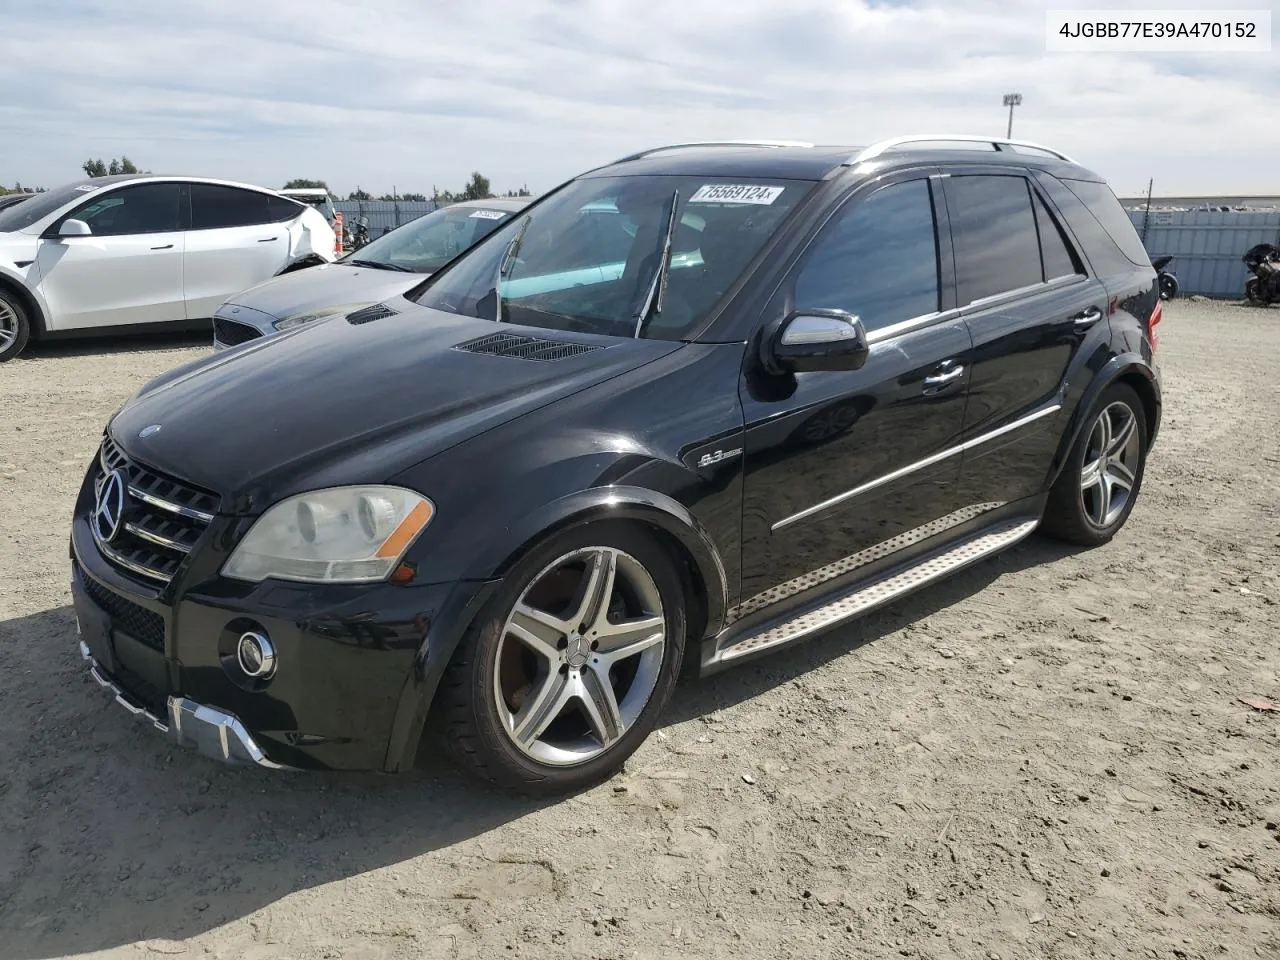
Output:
top-left (0, 174), bottom-right (335, 361)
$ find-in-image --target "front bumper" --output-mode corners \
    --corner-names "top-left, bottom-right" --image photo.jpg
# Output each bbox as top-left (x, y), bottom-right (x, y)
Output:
top-left (79, 639), bottom-right (288, 768)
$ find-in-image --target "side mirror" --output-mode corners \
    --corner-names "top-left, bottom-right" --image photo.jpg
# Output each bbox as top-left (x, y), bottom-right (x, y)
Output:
top-left (770, 308), bottom-right (870, 373)
top-left (58, 219), bottom-right (92, 237)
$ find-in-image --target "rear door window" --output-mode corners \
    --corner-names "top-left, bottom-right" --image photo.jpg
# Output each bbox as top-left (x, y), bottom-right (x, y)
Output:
top-left (190, 184), bottom-right (296, 230)
top-left (793, 178), bottom-right (940, 332)
top-left (946, 175), bottom-right (1043, 306)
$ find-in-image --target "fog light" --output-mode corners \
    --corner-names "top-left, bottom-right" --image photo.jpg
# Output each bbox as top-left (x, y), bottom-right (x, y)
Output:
top-left (237, 631), bottom-right (277, 679)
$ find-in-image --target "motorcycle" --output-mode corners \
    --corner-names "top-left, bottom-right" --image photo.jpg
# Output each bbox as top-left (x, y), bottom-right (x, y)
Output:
top-left (1242, 243), bottom-right (1280, 305)
top-left (344, 216), bottom-right (371, 253)
top-left (1151, 255), bottom-right (1179, 300)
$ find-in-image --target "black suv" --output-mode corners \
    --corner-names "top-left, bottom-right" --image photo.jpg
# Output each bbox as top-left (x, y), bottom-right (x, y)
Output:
top-left (72, 136), bottom-right (1162, 791)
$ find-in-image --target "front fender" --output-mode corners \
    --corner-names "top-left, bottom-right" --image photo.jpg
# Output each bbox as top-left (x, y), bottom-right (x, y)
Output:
top-left (380, 485), bottom-right (734, 772)
top-left (1046, 353), bottom-right (1161, 489)
top-left (0, 261), bottom-right (50, 335)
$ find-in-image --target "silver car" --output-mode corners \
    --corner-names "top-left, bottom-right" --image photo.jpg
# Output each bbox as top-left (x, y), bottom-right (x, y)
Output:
top-left (212, 197), bottom-right (530, 350)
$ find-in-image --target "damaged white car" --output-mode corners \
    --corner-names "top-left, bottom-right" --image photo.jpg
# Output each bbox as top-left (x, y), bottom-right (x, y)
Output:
top-left (0, 174), bottom-right (335, 361)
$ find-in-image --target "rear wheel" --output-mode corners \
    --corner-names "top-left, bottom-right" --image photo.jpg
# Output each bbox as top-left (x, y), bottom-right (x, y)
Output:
top-left (0, 289), bottom-right (31, 362)
top-left (1040, 383), bottom-right (1148, 546)
top-left (1245, 278), bottom-right (1262, 303)
top-left (1158, 273), bottom-right (1178, 300)
top-left (435, 522), bottom-right (686, 793)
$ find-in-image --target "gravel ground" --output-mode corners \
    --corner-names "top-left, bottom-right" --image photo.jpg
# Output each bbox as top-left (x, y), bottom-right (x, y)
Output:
top-left (1, 300), bottom-right (1278, 960)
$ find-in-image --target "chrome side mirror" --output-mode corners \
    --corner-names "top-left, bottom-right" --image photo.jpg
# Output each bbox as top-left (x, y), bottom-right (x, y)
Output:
top-left (770, 308), bottom-right (870, 373)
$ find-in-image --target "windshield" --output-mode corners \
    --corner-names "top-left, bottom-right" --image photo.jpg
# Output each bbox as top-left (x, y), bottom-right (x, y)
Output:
top-left (0, 179), bottom-right (104, 232)
top-left (412, 175), bottom-right (812, 340)
top-left (346, 203), bottom-right (518, 273)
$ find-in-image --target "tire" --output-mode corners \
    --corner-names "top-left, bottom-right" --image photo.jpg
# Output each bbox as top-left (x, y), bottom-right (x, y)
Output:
top-left (1245, 278), bottom-right (1261, 303)
top-left (1158, 273), bottom-right (1178, 300)
top-left (0, 288), bottom-right (31, 362)
top-left (1040, 383), bottom-right (1148, 547)
top-left (434, 521), bottom-right (687, 793)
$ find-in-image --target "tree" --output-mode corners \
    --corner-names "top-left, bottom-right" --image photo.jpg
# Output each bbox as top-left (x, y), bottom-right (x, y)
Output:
top-left (347, 188), bottom-right (372, 201)
top-left (458, 171), bottom-right (491, 201)
top-left (400, 192), bottom-right (427, 202)
top-left (83, 156), bottom-right (142, 178)
top-left (283, 178), bottom-right (329, 191)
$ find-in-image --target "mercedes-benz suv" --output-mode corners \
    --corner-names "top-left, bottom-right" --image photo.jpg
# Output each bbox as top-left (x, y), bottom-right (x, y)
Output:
top-left (71, 136), bottom-right (1162, 792)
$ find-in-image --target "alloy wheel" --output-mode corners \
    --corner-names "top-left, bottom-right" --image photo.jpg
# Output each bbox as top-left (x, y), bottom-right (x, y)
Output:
top-left (493, 546), bottom-right (666, 766)
top-left (1079, 401), bottom-right (1141, 528)
top-left (0, 300), bottom-right (17, 350)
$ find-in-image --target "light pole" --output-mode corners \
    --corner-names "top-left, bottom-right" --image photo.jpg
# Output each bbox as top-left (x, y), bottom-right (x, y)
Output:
top-left (1003, 93), bottom-right (1022, 139)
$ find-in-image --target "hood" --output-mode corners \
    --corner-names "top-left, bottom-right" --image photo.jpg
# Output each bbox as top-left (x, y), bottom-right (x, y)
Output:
top-left (109, 305), bottom-right (680, 512)
top-left (225, 261), bottom-right (425, 322)
top-left (0, 232), bottom-right (39, 266)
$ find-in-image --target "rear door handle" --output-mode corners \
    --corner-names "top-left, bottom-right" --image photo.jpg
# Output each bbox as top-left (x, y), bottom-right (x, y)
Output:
top-left (258, 237), bottom-right (278, 243)
top-left (1071, 306), bottom-right (1103, 329)
top-left (150, 244), bottom-right (174, 250)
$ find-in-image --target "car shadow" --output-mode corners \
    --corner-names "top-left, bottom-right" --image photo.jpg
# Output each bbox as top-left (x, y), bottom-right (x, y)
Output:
top-left (0, 533), bottom-right (1081, 958)
top-left (22, 329), bottom-right (211, 360)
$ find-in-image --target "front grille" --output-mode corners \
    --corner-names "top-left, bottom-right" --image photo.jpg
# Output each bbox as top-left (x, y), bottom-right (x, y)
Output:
top-left (80, 571), bottom-right (166, 652)
top-left (454, 332), bottom-right (602, 362)
top-left (93, 435), bottom-right (219, 585)
top-left (213, 317), bottom-right (264, 346)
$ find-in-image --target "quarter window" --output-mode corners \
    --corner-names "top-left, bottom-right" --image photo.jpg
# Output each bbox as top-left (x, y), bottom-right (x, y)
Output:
top-left (947, 175), bottom-right (1043, 306)
top-left (190, 184), bottom-right (297, 230)
top-left (1033, 191), bottom-right (1084, 281)
top-left (794, 179), bottom-right (940, 332)
top-left (68, 183), bottom-right (182, 236)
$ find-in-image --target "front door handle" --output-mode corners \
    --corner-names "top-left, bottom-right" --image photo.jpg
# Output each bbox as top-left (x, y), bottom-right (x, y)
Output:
top-left (923, 364), bottom-right (965, 388)
top-left (150, 244), bottom-right (174, 250)
top-left (258, 237), bottom-right (279, 243)
top-left (1071, 306), bottom-right (1103, 330)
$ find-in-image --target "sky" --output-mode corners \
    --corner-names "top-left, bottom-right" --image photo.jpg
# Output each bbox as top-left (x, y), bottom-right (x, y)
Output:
top-left (1, 0), bottom-right (1276, 198)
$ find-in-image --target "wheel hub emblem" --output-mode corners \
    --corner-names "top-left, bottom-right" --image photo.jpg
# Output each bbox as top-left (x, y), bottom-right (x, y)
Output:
top-left (565, 635), bottom-right (590, 668)
top-left (93, 469), bottom-right (128, 543)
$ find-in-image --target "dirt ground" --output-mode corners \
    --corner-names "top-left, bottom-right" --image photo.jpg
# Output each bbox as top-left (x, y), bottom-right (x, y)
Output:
top-left (1, 299), bottom-right (1277, 960)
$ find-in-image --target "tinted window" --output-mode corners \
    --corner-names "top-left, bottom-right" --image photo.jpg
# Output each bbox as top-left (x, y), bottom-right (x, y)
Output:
top-left (1061, 178), bottom-right (1151, 267)
top-left (948, 175), bottom-right (1043, 305)
top-left (1033, 191), bottom-right (1083, 280)
top-left (69, 183), bottom-right (182, 236)
top-left (190, 184), bottom-right (288, 230)
top-left (1036, 174), bottom-right (1134, 277)
top-left (794, 179), bottom-right (939, 331)
top-left (267, 195), bottom-right (305, 222)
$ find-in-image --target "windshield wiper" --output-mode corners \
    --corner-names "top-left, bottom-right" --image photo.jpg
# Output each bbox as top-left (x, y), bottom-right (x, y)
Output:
top-left (348, 259), bottom-right (414, 272)
top-left (633, 189), bottom-right (680, 338)
top-left (493, 214), bottom-right (533, 323)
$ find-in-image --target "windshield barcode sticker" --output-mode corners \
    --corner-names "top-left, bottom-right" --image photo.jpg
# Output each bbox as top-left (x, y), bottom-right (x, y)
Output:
top-left (688, 184), bottom-right (784, 205)
top-left (469, 210), bottom-right (506, 220)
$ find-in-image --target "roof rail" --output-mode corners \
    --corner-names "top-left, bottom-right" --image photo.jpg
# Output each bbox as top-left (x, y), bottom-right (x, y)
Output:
top-left (849, 134), bottom-right (1075, 165)
top-left (614, 140), bottom-right (816, 164)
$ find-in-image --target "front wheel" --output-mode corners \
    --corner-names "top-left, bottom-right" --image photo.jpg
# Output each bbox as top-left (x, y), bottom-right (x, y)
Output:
top-left (0, 290), bottom-right (31, 362)
top-left (434, 522), bottom-right (686, 793)
top-left (1040, 383), bottom-right (1148, 547)
top-left (1245, 278), bottom-right (1262, 303)
top-left (1159, 272), bottom-right (1178, 300)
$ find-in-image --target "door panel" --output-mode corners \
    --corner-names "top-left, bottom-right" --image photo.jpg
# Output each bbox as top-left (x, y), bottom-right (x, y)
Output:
top-left (184, 183), bottom-right (296, 319)
top-left (738, 173), bottom-right (972, 607)
top-left (941, 171), bottom-right (1108, 506)
top-left (35, 233), bottom-right (185, 330)
top-left (183, 225), bottom-right (286, 318)
top-left (739, 319), bottom-right (972, 602)
top-left (36, 181), bottom-right (186, 331)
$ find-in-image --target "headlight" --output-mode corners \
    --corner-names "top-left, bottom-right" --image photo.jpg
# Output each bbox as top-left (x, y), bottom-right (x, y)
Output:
top-left (222, 486), bottom-right (434, 584)
top-left (272, 304), bottom-right (368, 331)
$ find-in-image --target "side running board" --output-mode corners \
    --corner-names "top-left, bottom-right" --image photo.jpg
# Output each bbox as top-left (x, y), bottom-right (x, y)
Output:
top-left (708, 518), bottom-right (1040, 669)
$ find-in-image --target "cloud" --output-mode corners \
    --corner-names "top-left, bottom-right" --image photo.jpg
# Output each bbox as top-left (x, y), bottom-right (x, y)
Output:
top-left (1, 0), bottom-right (1275, 196)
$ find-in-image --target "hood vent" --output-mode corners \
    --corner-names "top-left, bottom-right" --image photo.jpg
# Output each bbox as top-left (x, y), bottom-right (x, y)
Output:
top-left (454, 332), bottom-right (603, 362)
top-left (346, 304), bottom-right (398, 325)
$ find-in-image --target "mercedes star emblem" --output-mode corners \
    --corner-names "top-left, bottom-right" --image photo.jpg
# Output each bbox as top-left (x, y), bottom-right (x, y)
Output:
top-left (93, 469), bottom-right (128, 543)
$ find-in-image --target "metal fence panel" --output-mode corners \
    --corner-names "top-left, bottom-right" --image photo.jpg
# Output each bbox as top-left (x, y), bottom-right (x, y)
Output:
top-left (334, 200), bottom-right (445, 234)
top-left (1129, 209), bottom-right (1280, 298)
